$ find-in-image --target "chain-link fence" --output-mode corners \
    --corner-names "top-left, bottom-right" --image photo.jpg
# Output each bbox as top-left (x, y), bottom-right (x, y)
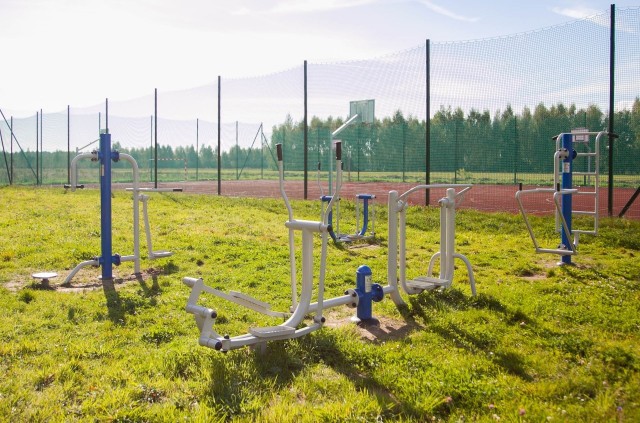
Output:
top-left (2, 7), bottom-right (639, 216)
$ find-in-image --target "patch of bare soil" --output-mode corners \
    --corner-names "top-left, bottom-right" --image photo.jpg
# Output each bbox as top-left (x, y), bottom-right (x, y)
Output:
top-left (323, 308), bottom-right (420, 343)
top-left (5, 267), bottom-right (166, 293)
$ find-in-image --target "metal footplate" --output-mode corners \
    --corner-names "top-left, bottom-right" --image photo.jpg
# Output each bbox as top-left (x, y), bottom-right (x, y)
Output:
top-left (406, 276), bottom-right (450, 291)
top-left (230, 291), bottom-right (272, 310)
top-left (249, 325), bottom-right (296, 338)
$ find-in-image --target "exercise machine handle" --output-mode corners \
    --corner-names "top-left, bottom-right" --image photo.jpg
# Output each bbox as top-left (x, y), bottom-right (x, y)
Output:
top-left (277, 143), bottom-right (283, 161)
top-left (64, 184), bottom-right (84, 189)
top-left (335, 141), bottom-right (342, 161)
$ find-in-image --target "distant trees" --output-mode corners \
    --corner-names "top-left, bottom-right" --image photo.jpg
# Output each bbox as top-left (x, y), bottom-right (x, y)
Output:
top-left (10, 99), bottom-right (640, 183)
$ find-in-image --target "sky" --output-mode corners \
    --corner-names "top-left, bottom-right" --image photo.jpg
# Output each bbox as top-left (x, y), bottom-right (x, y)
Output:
top-left (1, 0), bottom-right (637, 116)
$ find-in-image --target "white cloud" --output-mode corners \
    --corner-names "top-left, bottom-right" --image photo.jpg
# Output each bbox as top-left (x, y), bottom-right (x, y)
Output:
top-left (551, 6), bottom-right (603, 19)
top-left (269, 0), bottom-right (381, 14)
top-left (416, 0), bottom-right (480, 23)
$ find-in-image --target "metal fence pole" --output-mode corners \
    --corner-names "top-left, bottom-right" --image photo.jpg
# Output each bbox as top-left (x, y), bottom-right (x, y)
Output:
top-left (425, 39), bottom-right (431, 206)
top-left (217, 76), bottom-right (221, 195)
top-left (607, 4), bottom-right (615, 216)
top-left (304, 60), bottom-right (308, 199)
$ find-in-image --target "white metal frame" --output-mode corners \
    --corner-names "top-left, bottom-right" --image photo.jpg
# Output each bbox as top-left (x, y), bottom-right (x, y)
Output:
top-left (65, 152), bottom-right (174, 284)
top-left (516, 130), bottom-right (604, 257)
top-left (387, 185), bottom-right (476, 301)
top-left (553, 131), bottom-right (602, 242)
top-left (515, 188), bottom-right (578, 256)
top-left (183, 144), bottom-right (359, 352)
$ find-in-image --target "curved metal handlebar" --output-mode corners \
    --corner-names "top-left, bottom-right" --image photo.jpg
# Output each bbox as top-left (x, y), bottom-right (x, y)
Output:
top-left (552, 130), bottom-right (618, 141)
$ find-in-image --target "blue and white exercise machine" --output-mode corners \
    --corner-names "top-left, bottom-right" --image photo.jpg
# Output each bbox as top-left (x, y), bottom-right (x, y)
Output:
top-left (183, 141), bottom-right (476, 352)
top-left (319, 100), bottom-right (377, 243)
top-left (64, 131), bottom-right (174, 284)
top-left (318, 161), bottom-right (376, 243)
top-left (516, 130), bottom-right (611, 265)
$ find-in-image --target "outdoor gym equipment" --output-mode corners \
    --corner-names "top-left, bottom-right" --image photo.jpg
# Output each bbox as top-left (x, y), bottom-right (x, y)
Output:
top-left (128, 187), bottom-right (182, 260)
top-left (183, 141), bottom-right (477, 352)
top-left (31, 272), bottom-right (58, 288)
top-left (318, 162), bottom-right (376, 243)
top-left (387, 185), bottom-right (476, 297)
top-left (516, 130), bottom-right (612, 265)
top-left (319, 100), bottom-right (377, 243)
top-left (64, 132), bottom-right (174, 284)
top-left (183, 142), bottom-right (342, 351)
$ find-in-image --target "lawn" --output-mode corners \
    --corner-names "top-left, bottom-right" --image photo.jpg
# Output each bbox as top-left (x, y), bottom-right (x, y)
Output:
top-left (0, 185), bottom-right (639, 422)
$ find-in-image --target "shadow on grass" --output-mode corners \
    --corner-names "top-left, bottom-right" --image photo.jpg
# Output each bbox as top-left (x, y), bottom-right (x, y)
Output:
top-left (198, 306), bottom-right (431, 420)
top-left (102, 278), bottom-right (126, 325)
top-left (407, 289), bottom-right (508, 323)
top-left (137, 273), bottom-right (161, 298)
top-left (102, 270), bottom-right (166, 325)
top-left (196, 287), bottom-right (595, 418)
top-left (407, 289), bottom-right (535, 381)
top-left (200, 329), bottom-right (420, 420)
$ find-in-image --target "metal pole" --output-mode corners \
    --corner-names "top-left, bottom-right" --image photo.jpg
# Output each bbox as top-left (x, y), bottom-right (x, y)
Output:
top-left (236, 121), bottom-right (239, 180)
top-left (36, 111), bottom-right (39, 185)
top-left (0, 128), bottom-right (10, 184)
top-left (304, 60), bottom-right (308, 199)
top-left (454, 119), bottom-right (458, 184)
top-left (425, 39), bottom-right (431, 206)
top-left (99, 132), bottom-right (114, 281)
top-left (149, 116), bottom-right (152, 182)
top-left (560, 133), bottom-right (573, 265)
top-left (10, 116), bottom-right (13, 184)
top-left (402, 121), bottom-right (406, 182)
top-left (217, 76), bottom-right (221, 195)
top-left (196, 118), bottom-right (199, 181)
top-left (513, 115), bottom-right (518, 184)
top-left (607, 4), bottom-right (615, 217)
top-left (67, 105), bottom-right (70, 185)
top-left (357, 126), bottom-right (360, 182)
top-left (154, 89), bottom-right (158, 189)
top-left (105, 98), bottom-right (109, 133)
top-left (40, 109), bottom-right (43, 185)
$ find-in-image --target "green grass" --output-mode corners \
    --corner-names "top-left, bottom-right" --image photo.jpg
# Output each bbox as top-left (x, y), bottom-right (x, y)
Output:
top-left (1, 185), bottom-right (639, 422)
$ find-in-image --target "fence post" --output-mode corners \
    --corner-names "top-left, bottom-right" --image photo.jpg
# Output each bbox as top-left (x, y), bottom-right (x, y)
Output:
top-left (217, 76), bottom-right (221, 195)
top-left (67, 105), bottom-right (70, 185)
top-left (425, 38), bottom-right (431, 206)
top-left (304, 60), bottom-right (308, 200)
top-left (154, 89), bottom-right (158, 189)
top-left (607, 4), bottom-right (615, 216)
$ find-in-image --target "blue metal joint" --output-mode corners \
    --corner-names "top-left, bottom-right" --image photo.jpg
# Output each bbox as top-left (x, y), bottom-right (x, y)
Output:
top-left (371, 283), bottom-right (384, 302)
top-left (355, 265), bottom-right (375, 320)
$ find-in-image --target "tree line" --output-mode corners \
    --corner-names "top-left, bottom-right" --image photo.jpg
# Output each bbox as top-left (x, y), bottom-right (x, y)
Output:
top-left (5, 99), bottom-right (640, 181)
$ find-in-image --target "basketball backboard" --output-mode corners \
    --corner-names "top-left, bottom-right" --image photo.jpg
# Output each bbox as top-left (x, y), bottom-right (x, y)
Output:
top-left (349, 99), bottom-right (375, 124)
